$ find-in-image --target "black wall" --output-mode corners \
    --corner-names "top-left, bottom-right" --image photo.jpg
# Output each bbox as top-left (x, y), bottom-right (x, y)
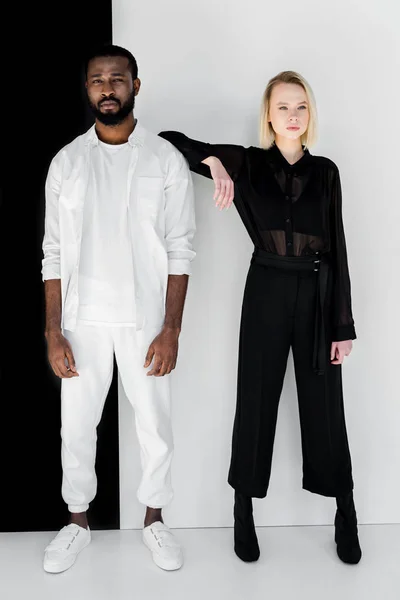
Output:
top-left (0, 1), bottom-right (119, 531)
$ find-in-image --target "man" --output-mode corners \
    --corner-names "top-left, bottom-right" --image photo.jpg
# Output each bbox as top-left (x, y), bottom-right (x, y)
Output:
top-left (42, 44), bottom-right (195, 573)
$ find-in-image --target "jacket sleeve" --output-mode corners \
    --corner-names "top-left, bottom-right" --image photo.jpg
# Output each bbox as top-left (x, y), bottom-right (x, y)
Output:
top-left (164, 149), bottom-right (196, 276)
top-left (159, 131), bottom-right (245, 182)
top-left (329, 165), bottom-right (356, 341)
top-left (42, 157), bottom-right (61, 281)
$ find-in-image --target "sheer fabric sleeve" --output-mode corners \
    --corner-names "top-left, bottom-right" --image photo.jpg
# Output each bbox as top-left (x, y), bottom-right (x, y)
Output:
top-left (329, 166), bottom-right (357, 341)
top-left (159, 131), bottom-right (245, 182)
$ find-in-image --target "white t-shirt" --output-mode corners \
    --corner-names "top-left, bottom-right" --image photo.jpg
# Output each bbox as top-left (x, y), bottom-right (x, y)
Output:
top-left (77, 140), bottom-right (136, 325)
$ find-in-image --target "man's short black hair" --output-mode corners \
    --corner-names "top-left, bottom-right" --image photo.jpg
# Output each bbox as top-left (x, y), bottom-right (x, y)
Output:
top-left (85, 44), bottom-right (138, 80)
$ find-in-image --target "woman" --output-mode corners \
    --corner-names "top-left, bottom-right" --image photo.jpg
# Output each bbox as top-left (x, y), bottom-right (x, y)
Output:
top-left (160, 71), bottom-right (361, 565)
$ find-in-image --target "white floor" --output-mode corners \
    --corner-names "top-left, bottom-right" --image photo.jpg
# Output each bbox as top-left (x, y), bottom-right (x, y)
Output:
top-left (0, 525), bottom-right (399, 600)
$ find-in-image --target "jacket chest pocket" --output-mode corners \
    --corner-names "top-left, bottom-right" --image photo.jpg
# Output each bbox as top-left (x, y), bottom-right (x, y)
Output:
top-left (135, 177), bottom-right (165, 220)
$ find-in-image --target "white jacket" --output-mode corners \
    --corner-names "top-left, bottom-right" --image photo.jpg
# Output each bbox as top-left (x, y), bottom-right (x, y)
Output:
top-left (42, 122), bottom-right (196, 332)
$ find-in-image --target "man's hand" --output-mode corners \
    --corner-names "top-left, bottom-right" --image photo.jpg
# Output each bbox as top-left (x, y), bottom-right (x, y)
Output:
top-left (330, 340), bottom-right (353, 365)
top-left (144, 327), bottom-right (180, 377)
top-left (46, 331), bottom-right (79, 378)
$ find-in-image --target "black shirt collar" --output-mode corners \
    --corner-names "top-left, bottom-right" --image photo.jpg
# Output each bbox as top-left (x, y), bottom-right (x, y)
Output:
top-left (268, 143), bottom-right (312, 173)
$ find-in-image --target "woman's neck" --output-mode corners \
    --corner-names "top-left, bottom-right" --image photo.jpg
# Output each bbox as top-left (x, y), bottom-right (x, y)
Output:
top-left (274, 135), bottom-right (304, 165)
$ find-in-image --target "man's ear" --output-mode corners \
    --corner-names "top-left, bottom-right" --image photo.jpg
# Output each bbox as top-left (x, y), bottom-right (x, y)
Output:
top-left (134, 78), bottom-right (141, 96)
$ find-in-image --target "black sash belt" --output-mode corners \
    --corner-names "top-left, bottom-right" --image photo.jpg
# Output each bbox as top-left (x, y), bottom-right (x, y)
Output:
top-left (251, 248), bottom-right (330, 376)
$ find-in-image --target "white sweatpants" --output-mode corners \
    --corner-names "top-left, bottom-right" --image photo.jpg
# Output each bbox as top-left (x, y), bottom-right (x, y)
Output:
top-left (61, 323), bottom-right (173, 513)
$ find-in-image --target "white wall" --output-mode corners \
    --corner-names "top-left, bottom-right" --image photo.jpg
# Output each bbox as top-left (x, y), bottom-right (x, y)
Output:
top-left (114, 0), bottom-right (400, 529)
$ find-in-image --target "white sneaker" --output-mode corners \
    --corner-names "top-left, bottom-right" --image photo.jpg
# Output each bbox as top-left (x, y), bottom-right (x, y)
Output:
top-left (43, 524), bottom-right (91, 573)
top-left (143, 521), bottom-right (183, 571)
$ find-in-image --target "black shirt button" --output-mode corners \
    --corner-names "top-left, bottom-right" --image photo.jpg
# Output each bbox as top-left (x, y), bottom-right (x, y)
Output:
top-left (287, 242), bottom-right (292, 246)
top-left (286, 218), bottom-right (290, 223)
top-left (285, 195), bottom-right (290, 200)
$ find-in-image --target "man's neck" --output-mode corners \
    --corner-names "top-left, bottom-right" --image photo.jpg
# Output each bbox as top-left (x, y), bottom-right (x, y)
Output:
top-left (95, 113), bottom-right (136, 145)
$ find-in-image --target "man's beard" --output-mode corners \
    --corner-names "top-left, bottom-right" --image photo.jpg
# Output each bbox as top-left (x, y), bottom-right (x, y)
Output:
top-left (88, 91), bottom-right (135, 126)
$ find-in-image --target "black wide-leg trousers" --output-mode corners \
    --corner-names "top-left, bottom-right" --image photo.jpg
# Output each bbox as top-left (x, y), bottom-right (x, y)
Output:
top-left (228, 259), bottom-right (354, 498)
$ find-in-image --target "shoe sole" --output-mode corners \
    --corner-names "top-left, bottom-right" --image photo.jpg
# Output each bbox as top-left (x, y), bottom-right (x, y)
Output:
top-left (43, 537), bottom-right (91, 574)
top-left (142, 536), bottom-right (183, 571)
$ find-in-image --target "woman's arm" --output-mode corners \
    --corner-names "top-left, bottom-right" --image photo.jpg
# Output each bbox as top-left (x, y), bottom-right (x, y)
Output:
top-left (329, 166), bottom-right (357, 343)
top-left (159, 131), bottom-right (245, 179)
top-left (159, 131), bottom-right (245, 209)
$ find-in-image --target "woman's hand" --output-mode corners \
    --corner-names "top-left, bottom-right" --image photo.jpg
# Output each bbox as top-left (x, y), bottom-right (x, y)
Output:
top-left (202, 156), bottom-right (234, 210)
top-left (330, 340), bottom-right (353, 365)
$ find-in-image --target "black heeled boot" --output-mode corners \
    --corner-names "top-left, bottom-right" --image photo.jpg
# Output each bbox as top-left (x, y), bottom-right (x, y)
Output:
top-left (233, 491), bottom-right (260, 562)
top-left (335, 492), bottom-right (362, 564)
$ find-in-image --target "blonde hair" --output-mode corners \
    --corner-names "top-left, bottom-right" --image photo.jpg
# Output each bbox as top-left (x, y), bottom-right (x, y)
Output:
top-left (259, 71), bottom-right (318, 149)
